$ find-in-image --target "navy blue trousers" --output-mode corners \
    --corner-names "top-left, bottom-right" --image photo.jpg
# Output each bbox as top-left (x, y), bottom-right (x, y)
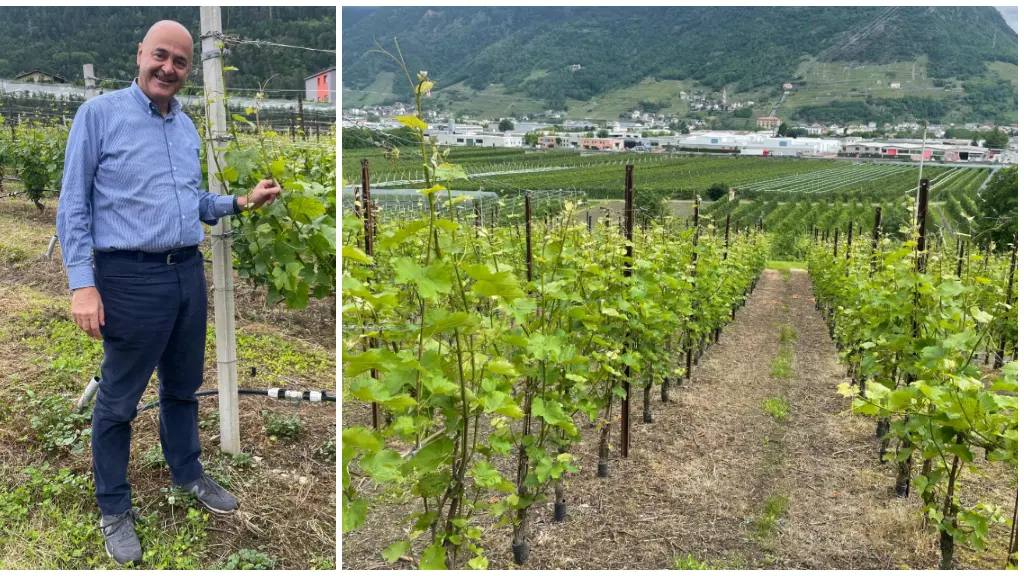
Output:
top-left (92, 250), bottom-right (207, 516)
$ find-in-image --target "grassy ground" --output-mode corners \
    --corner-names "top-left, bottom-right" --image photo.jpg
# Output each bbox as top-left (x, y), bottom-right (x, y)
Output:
top-left (986, 61), bottom-right (1018, 86)
top-left (766, 260), bottom-right (807, 271)
top-left (0, 199), bottom-right (336, 570)
top-left (435, 81), bottom-right (548, 119)
top-left (567, 78), bottom-right (695, 119)
top-left (772, 57), bottom-right (951, 120)
top-left (341, 71), bottom-right (397, 108)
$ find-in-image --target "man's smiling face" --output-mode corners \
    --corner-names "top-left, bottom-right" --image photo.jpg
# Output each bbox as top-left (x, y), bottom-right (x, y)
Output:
top-left (136, 21), bottom-right (193, 108)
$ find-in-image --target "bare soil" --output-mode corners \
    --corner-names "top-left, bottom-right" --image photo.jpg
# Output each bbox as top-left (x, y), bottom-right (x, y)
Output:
top-left (342, 268), bottom-right (1016, 570)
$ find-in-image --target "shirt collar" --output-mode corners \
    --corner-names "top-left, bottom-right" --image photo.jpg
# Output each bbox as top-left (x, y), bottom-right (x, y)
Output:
top-left (130, 78), bottom-right (181, 117)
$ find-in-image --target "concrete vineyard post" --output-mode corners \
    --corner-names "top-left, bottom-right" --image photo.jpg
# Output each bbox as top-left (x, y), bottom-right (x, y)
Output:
top-left (83, 64), bottom-right (97, 100)
top-left (200, 6), bottom-right (240, 454)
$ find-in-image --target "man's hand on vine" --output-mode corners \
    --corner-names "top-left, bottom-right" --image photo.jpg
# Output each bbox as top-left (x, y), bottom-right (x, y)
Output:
top-left (240, 179), bottom-right (281, 211)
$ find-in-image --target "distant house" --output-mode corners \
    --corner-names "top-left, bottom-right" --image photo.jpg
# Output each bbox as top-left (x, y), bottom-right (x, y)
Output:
top-left (783, 83), bottom-right (793, 93)
top-left (570, 64), bottom-right (582, 72)
top-left (304, 67), bottom-right (336, 103)
top-left (756, 116), bottom-right (782, 130)
top-left (889, 82), bottom-right (901, 89)
top-left (14, 69), bottom-right (68, 84)
top-left (580, 137), bottom-right (624, 151)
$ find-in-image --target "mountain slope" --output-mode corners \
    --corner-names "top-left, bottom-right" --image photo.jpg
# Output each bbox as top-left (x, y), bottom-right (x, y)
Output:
top-left (342, 7), bottom-right (1017, 122)
top-left (0, 7), bottom-right (335, 93)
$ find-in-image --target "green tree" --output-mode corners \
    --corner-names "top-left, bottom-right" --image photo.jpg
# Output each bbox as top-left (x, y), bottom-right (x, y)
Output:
top-left (597, 128), bottom-right (610, 138)
top-left (706, 182), bottom-right (729, 201)
top-left (982, 128), bottom-right (1008, 149)
top-left (633, 187), bottom-right (668, 220)
top-left (523, 132), bottom-right (539, 146)
top-left (776, 122), bottom-right (790, 137)
top-left (498, 118), bottom-right (515, 132)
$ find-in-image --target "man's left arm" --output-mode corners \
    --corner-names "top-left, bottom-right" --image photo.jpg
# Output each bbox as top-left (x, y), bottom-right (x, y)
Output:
top-left (197, 189), bottom-right (238, 225)
top-left (197, 180), bottom-right (281, 223)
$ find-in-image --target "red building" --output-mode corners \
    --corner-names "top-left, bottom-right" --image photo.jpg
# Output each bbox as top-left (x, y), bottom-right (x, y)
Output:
top-left (303, 67), bottom-right (336, 103)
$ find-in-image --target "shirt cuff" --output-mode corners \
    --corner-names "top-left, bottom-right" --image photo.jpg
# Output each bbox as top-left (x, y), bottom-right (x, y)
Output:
top-left (67, 265), bottom-right (95, 291)
top-left (214, 194), bottom-right (237, 218)
top-left (232, 195), bottom-right (243, 215)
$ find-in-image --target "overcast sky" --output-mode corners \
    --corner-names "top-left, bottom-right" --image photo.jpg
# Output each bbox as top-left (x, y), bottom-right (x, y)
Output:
top-left (995, 6), bottom-right (1017, 32)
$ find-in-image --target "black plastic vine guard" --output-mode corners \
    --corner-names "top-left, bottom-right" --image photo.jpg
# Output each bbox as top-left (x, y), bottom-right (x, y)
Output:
top-left (512, 541), bottom-right (530, 565)
top-left (597, 461), bottom-right (609, 478)
top-left (643, 411), bottom-right (652, 424)
top-left (554, 502), bottom-right (567, 522)
top-left (875, 419), bottom-right (889, 439)
top-left (895, 481), bottom-right (910, 498)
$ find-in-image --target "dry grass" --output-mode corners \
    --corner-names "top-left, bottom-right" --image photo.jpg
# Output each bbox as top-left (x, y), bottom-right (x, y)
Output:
top-left (342, 268), bottom-right (1017, 570)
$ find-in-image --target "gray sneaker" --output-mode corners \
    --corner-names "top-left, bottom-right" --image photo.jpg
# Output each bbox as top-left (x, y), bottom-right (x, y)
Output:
top-left (100, 508), bottom-right (143, 565)
top-left (177, 473), bottom-right (238, 514)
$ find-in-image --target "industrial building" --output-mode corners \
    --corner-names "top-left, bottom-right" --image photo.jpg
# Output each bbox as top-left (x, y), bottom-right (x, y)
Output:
top-left (432, 132), bottom-right (524, 148)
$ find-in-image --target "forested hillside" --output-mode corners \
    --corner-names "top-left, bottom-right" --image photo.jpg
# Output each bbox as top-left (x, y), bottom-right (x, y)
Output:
top-left (0, 7), bottom-right (335, 93)
top-left (342, 7), bottom-right (1017, 123)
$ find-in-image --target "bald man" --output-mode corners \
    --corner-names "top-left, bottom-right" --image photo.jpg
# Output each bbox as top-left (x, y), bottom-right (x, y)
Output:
top-left (56, 20), bottom-right (280, 565)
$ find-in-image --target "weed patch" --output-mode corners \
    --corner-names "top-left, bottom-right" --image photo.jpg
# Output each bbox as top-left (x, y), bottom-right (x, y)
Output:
top-left (673, 553), bottom-right (715, 569)
top-left (217, 547), bottom-right (278, 569)
top-left (135, 507), bottom-right (209, 569)
top-left (140, 444), bottom-right (168, 469)
top-left (205, 325), bottom-right (334, 386)
top-left (15, 312), bottom-right (104, 389)
top-left (755, 494), bottom-right (789, 540)
top-left (16, 389), bottom-right (92, 455)
top-left (769, 349), bottom-right (794, 378)
top-left (262, 410), bottom-right (303, 441)
top-left (762, 397), bottom-right (790, 421)
top-left (309, 556), bottom-right (335, 569)
top-left (314, 437), bottom-right (335, 464)
top-left (779, 325), bottom-right (797, 344)
top-left (0, 243), bottom-right (29, 264)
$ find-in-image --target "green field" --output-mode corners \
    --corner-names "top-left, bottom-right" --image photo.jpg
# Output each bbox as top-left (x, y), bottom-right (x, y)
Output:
top-left (566, 78), bottom-right (697, 119)
top-left (434, 81), bottom-right (548, 119)
top-left (986, 61), bottom-right (1018, 86)
top-left (771, 58), bottom-right (950, 120)
top-left (341, 72), bottom-right (397, 107)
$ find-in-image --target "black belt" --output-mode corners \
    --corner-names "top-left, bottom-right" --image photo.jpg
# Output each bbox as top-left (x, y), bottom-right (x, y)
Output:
top-left (95, 246), bottom-right (199, 264)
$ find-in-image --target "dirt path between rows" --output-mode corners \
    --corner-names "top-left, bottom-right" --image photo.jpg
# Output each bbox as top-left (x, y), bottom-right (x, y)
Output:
top-left (343, 268), bottom-right (1013, 570)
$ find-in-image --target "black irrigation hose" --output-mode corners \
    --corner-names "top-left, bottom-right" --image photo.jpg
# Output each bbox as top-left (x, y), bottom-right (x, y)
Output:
top-left (138, 388), bottom-right (336, 413)
top-left (76, 375), bottom-right (336, 414)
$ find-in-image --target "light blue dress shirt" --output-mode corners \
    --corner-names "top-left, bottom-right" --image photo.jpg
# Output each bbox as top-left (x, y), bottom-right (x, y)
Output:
top-left (56, 79), bottom-right (236, 290)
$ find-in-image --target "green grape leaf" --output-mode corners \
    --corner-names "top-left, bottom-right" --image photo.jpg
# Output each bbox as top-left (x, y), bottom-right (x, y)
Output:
top-left (381, 540), bottom-right (410, 564)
